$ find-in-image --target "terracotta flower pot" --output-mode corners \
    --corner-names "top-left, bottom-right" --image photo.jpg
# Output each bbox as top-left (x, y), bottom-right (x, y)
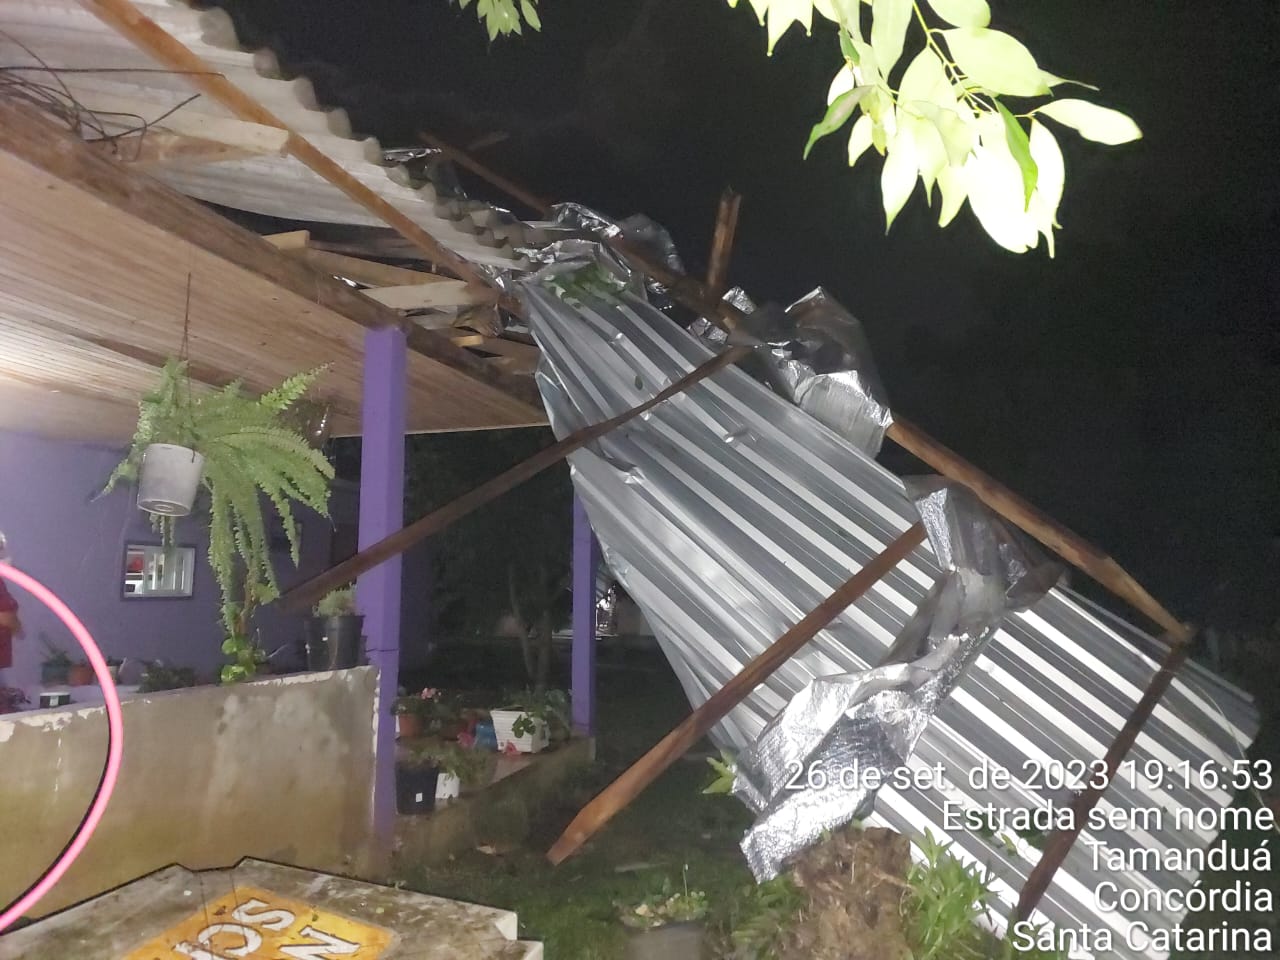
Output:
top-left (396, 713), bottom-right (425, 740)
top-left (68, 663), bottom-right (95, 686)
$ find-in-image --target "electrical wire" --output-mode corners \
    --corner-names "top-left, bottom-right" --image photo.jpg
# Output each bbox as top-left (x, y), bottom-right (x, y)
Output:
top-left (0, 564), bottom-right (124, 934)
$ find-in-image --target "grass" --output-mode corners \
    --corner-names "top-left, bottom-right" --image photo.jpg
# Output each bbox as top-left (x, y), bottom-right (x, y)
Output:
top-left (397, 640), bottom-right (755, 958)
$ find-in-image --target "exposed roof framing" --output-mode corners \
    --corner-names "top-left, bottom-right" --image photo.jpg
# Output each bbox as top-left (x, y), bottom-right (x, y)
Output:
top-left (0, 97), bottom-right (546, 441)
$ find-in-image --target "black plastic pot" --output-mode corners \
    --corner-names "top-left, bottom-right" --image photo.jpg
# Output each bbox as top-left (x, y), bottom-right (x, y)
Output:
top-left (303, 615), bottom-right (364, 671)
top-left (395, 764), bottom-right (439, 815)
top-left (41, 662), bottom-right (70, 686)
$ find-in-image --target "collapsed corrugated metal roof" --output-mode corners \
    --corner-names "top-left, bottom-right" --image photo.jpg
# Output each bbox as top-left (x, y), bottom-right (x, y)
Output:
top-left (523, 281), bottom-right (1259, 960)
top-left (0, 0), bottom-right (545, 269)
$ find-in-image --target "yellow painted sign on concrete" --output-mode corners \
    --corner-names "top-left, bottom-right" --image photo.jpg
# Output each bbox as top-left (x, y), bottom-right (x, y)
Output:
top-left (124, 887), bottom-right (394, 960)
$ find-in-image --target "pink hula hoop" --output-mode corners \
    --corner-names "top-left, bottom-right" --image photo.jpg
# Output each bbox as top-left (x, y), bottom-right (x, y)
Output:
top-left (0, 565), bottom-right (123, 933)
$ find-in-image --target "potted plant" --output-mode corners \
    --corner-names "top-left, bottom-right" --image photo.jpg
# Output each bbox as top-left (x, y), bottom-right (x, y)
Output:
top-left (137, 662), bottom-right (199, 693)
top-left (392, 690), bottom-right (428, 740)
top-left (40, 638), bottom-right (71, 686)
top-left (490, 688), bottom-right (570, 754)
top-left (395, 746), bottom-right (440, 815)
top-left (0, 686), bottom-right (28, 714)
top-left (618, 873), bottom-right (709, 960)
top-left (305, 586), bottom-right (364, 671)
top-left (105, 360), bottom-right (333, 684)
top-left (421, 740), bottom-right (494, 800)
top-left (68, 659), bottom-right (94, 686)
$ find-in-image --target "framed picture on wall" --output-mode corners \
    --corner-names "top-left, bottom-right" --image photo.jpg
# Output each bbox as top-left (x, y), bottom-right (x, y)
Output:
top-left (122, 544), bottom-right (196, 599)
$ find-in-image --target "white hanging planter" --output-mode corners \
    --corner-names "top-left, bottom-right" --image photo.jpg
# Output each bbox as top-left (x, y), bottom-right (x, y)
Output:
top-left (137, 443), bottom-right (205, 517)
top-left (435, 771), bottom-right (461, 800)
top-left (490, 709), bottom-right (548, 754)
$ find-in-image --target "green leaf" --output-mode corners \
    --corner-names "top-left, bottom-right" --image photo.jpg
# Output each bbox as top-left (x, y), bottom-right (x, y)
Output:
top-left (1036, 98), bottom-right (1142, 145)
top-left (1041, 71), bottom-right (1099, 92)
top-left (880, 123), bottom-right (919, 231)
top-left (903, 114), bottom-right (947, 200)
top-left (1028, 118), bottom-right (1065, 256)
top-left (847, 113), bottom-right (874, 167)
top-left (962, 114), bottom-right (1040, 252)
top-left (941, 27), bottom-right (1051, 96)
top-left (804, 85), bottom-right (870, 158)
top-left (870, 0), bottom-right (913, 78)
top-left (839, 27), bottom-right (859, 63)
top-left (913, 102), bottom-right (975, 165)
top-left (925, 0), bottom-right (989, 28)
top-left (935, 163), bottom-right (967, 227)
top-left (996, 101), bottom-right (1037, 208)
top-left (897, 47), bottom-right (949, 106)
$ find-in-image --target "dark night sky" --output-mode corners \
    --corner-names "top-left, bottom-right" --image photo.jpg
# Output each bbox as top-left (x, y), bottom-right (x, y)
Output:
top-left (217, 0), bottom-right (1280, 631)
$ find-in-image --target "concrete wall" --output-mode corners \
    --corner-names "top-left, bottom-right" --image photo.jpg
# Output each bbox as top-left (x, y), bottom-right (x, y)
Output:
top-left (0, 429), bottom-right (333, 693)
top-left (0, 667), bottom-right (378, 917)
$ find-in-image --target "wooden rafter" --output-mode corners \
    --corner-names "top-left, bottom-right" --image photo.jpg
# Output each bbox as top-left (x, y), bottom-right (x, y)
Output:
top-left (706, 188), bottom-right (742, 298)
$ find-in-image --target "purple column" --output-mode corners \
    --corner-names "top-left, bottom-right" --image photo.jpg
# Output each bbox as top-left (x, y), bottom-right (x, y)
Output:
top-left (356, 326), bottom-right (406, 851)
top-left (571, 494), bottom-right (601, 735)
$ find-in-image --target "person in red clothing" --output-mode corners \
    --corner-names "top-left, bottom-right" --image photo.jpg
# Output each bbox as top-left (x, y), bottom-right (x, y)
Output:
top-left (0, 534), bottom-right (21, 670)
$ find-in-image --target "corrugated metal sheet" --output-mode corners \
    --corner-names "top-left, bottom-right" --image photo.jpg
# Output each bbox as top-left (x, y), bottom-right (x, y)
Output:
top-left (524, 283), bottom-right (1259, 960)
top-left (0, 0), bottom-right (542, 269)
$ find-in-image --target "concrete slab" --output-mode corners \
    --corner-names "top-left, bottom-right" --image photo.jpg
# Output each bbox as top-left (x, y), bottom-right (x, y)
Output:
top-left (0, 858), bottom-right (541, 960)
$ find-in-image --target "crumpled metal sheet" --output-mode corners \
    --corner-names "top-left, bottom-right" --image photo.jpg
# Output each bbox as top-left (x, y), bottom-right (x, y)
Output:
top-left (518, 279), bottom-right (1259, 960)
top-left (736, 479), bottom-right (1063, 879)
top-left (691, 287), bottom-right (893, 456)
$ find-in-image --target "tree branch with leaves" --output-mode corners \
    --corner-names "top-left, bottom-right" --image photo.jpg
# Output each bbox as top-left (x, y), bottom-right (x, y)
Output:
top-left (736, 0), bottom-right (1141, 254)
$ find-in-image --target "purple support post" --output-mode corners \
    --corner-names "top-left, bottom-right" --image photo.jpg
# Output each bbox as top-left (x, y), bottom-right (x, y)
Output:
top-left (356, 326), bottom-right (406, 852)
top-left (571, 494), bottom-right (601, 735)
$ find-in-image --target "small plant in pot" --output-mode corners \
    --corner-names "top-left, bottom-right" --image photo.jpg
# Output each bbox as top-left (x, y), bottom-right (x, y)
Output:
top-left (68, 659), bottom-right (95, 686)
top-left (491, 687), bottom-right (570, 754)
top-left (392, 689), bottom-right (429, 740)
top-left (421, 740), bottom-right (494, 800)
top-left (618, 870), bottom-right (710, 960)
top-left (137, 661), bottom-right (199, 693)
top-left (395, 745), bottom-right (440, 816)
top-left (105, 360), bottom-right (333, 685)
top-left (40, 637), bottom-right (71, 686)
top-left (0, 686), bottom-right (29, 714)
top-left (305, 586), bottom-right (364, 672)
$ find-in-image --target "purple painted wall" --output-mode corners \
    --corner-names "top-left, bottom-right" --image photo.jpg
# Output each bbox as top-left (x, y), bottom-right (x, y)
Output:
top-left (0, 429), bottom-right (331, 696)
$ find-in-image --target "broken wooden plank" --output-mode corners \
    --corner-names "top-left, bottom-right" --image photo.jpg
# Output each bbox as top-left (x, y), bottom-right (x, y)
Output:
top-left (263, 230), bottom-right (311, 252)
top-left (295, 249), bottom-right (452, 289)
top-left (363, 281), bottom-right (493, 310)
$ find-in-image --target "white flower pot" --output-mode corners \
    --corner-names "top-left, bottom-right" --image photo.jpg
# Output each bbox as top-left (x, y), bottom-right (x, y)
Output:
top-left (435, 771), bottom-right (461, 800)
top-left (137, 444), bottom-right (205, 516)
top-left (490, 709), bottom-right (548, 754)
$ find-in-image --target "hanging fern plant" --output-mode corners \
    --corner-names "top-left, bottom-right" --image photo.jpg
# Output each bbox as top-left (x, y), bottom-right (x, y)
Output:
top-left (105, 360), bottom-right (335, 680)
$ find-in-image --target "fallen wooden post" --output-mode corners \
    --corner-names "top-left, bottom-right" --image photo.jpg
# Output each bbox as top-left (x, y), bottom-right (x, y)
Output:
top-left (280, 344), bottom-right (753, 611)
top-left (1014, 631), bottom-right (1192, 921)
top-left (545, 521), bottom-right (928, 865)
